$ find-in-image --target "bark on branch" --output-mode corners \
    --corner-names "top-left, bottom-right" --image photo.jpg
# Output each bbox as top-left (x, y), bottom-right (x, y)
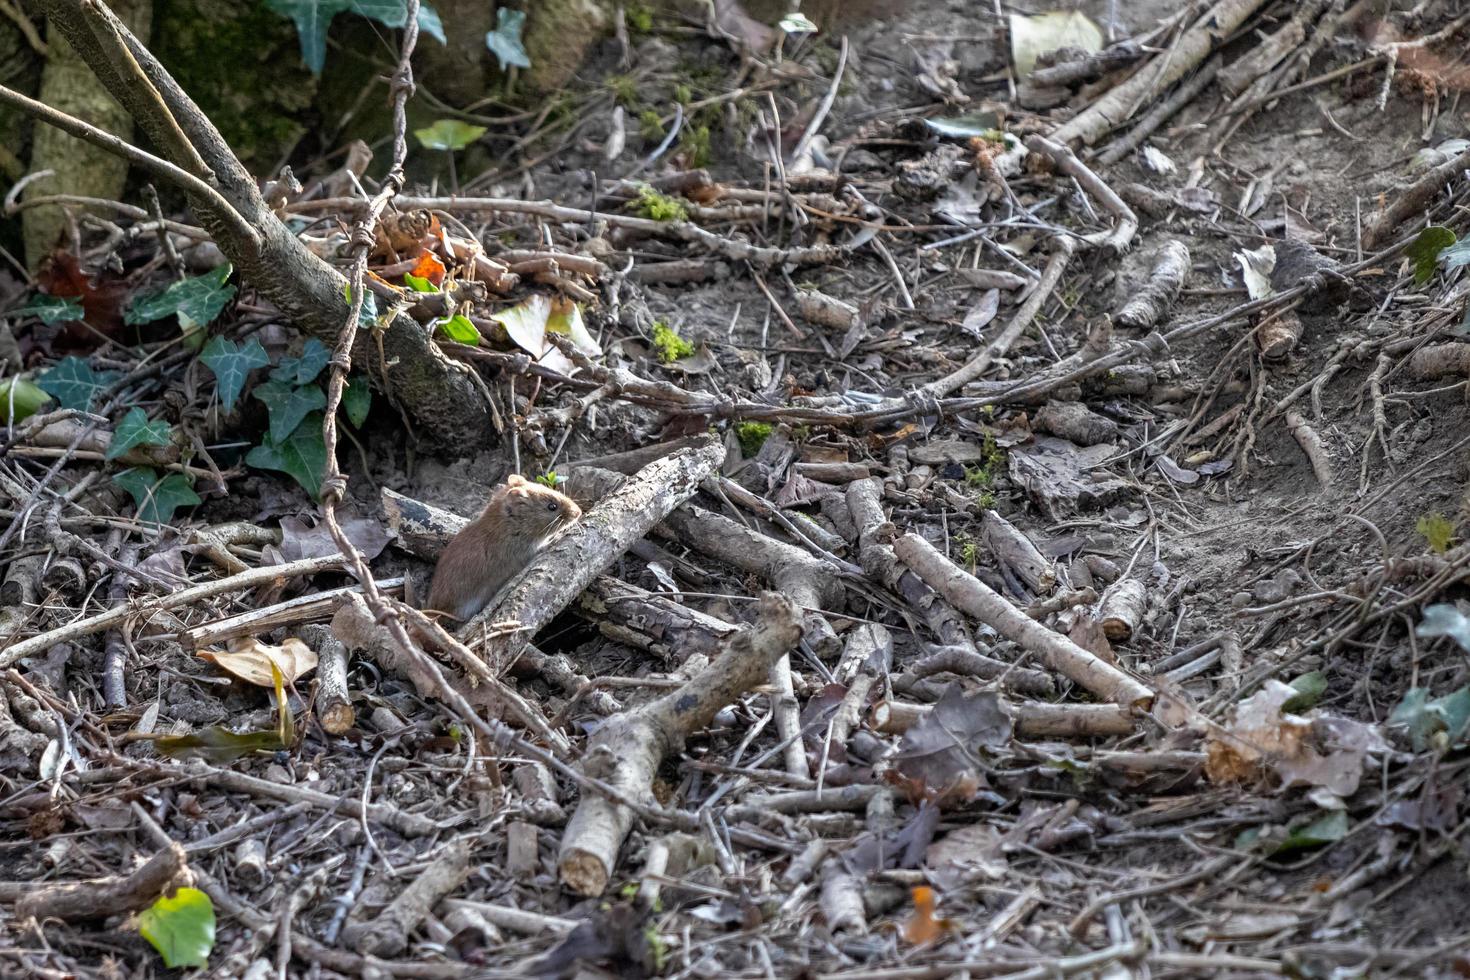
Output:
top-left (557, 592), bottom-right (802, 896)
top-left (32, 0), bottom-right (489, 446)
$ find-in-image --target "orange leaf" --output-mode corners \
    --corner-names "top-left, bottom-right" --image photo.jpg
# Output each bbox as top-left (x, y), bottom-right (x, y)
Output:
top-left (901, 886), bottom-right (949, 945)
top-left (410, 250), bottom-right (447, 287)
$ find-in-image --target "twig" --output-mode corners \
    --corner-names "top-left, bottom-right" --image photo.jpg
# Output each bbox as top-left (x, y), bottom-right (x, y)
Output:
top-left (0, 554), bottom-right (348, 668)
top-left (894, 533), bottom-right (1154, 710)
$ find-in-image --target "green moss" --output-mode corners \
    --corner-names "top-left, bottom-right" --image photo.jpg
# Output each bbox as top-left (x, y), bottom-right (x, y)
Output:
top-left (627, 3), bottom-right (655, 33)
top-left (957, 535), bottom-right (978, 568)
top-left (963, 432), bottom-right (1007, 493)
top-left (679, 124), bottom-right (712, 168)
top-left (608, 74), bottom-right (640, 108)
top-left (152, 0), bottom-right (315, 168)
top-left (638, 109), bottom-right (665, 141)
top-left (673, 83), bottom-right (693, 105)
top-left (634, 185), bottom-right (687, 222)
top-left (1419, 512), bottom-right (1455, 554)
top-left (651, 321), bottom-right (694, 363)
top-left (736, 421), bottom-right (773, 457)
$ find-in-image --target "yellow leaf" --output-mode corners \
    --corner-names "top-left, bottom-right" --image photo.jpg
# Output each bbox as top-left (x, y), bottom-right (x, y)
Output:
top-left (198, 637), bottom-right (317, 687)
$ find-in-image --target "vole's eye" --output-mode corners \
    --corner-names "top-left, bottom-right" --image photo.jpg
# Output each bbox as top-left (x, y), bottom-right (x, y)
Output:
top-left (546, 500), bottom-right (558, 512)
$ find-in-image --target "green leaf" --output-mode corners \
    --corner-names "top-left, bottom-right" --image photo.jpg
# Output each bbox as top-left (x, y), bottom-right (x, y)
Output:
top-left (1272, 810), bottom-right (1347, 855)
top-left (247, 412), bottom-right (328, 500)
top-left (7, 294), bottom-right (84, 324)
top-left (779, 12), bottom-right (818, 33)
top-left (0, 378), bottom-right (49, 423)
top-left (435, 313), bottom-right (482, 345)
top-left (139, 887), bottom-right (215, 969)
top-left (1416, 604), bottom-right (1470, 653)
top-left (115, 468), bottom-right (202, 524)
top-left (126, 265), bottom-right (236, 327)
top-left (1388, 685), bottom-right (1470, 752)
top-left (253, 380), bottom-right (326, 443)
top-left (414, 118), bottom-right (487, 152)
top-left (153, 726), bottom-right (288, 763)
top-left (271, 338), bottom-right (331, 386)
top-left (107, 408), bottom-right (171, 461)
top-left (348, 0), bottom-right (445, 43)
top-left (199, 336), bottom-right (270, 412)
top-left (1407, 226), bottom-right (1457, 284)
top-left (358, 291), bottom-right (379, 327)
top-left (402, 271), bottom-right (439, 293)
top-left (1281, 671), bottom-right (1327, 714)
top-left (485, 7), bottom-right (530, 70)
top-left (1434, 687), bottom-right (1470, 746)
top-left (267, 0), bottom-right (351, 73)
top-left (342, 375), bottom-right (371, 427)
top-left (1442, 238), bottom-right (1470, 271)
top-left (36, 356), bottom-right (121, 411)
top-left (157, 663), bottom-right (294, 763)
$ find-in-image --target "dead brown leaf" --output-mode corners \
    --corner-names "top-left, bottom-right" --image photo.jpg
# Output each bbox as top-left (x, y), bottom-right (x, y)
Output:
top-left (198, 636), bottom-right (317, 687)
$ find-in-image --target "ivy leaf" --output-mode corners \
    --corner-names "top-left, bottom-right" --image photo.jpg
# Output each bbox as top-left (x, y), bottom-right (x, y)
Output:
top-left (1441, 238), bottom-right (1470, 271)
top-left (402, 272), bottom-right (438, 293)
top-left (199, 336), bottom-right (270, 412)
top-left (1271, 809), bottom-right (1347, 856)
top-left (414, 118), bottom-right (487, 152)
top-left (0, 378), bottom-right (49, 423)
top-left (7, 294), bottom-right (84, 324)
top-left (1281, 671), bottom-right (1327, 714)
top-left (1407, 226), bottom-right (1457, 284)
top-left (348, 0), bottom-right (445, 43)
top-left (267, 0), bottom-right (351, 74)
top-left (115, 468), bottom-right (202, 524)
top-left (342, 375), bottom-right (371, 427)
top-left (139, 887), bottom-right (216, 969)
top-left (435, 313), bottom-right (482, 345)
top-left (485, 7), bottom-right (530, 70)
top-left (247, 412), bottom-right (328, 500)
top-left (271, 338), bottom-right (331, 386)
top-left (779, 12), bottom-right (818, 33)
top-left (126, 265), bottom-right (236, 327)
top-left (107, 408), bottom-right (171, 461)
top-left (36, 356), bottom-right (121, 411)
top-left (253, 380), bottom-right (326, 443)
top-left (1416, 603), bottom-right (1470, 652)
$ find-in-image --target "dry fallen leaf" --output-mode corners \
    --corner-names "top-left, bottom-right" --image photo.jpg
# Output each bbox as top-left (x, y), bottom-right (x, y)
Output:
top-left (198, 636), bottom-right (317, 687)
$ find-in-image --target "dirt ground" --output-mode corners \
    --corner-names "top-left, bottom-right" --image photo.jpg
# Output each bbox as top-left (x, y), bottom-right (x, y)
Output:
top-left (5, 0), bottom-right (1470, 977)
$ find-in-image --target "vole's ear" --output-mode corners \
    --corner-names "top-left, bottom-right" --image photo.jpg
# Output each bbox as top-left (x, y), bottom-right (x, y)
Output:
top-left (506, 474), bottom-right (527, 488)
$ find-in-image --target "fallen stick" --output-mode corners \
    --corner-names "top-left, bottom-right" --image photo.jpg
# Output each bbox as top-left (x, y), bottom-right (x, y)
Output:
top-left (893, 533), bottom-right (1154, 710)
top-left (1362, 148), bottom-right (1470, 248)
top-left (1286, 410), bottom-right (1334, 487)
top-left (1025, 136), bottom-right (1138, 253)
top-left (0, 554), bottom-right (348, 669)
top-left (11, 842), bottom-right (188, 922)
top-left (912, 236), bottom-right (1076, 403)
top-left (1049, 0), bottom-right (1271, 146)
top-left (870, 698), bottom-right (1136, 739)
top-left (381, 488), bottom-right (735, 672)
top-left (468, 439), bottom-right (726, 669)
top-left (1116, 240), bottom-right (1191, 329)
top-left (557, 592), bottom-right (802, 897)
top-left (341, 838), bottom-right (471, 957)
top-left (181, 577), bottom-right (405, 649)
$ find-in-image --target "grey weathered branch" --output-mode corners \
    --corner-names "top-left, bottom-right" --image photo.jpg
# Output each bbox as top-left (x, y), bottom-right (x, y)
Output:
top-left (557, 592), bottom-right (802, 896)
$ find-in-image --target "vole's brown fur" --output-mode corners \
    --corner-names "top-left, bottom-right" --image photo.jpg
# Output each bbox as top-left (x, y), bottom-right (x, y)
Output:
top-left (427, 474), bottom-right (582, 621)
